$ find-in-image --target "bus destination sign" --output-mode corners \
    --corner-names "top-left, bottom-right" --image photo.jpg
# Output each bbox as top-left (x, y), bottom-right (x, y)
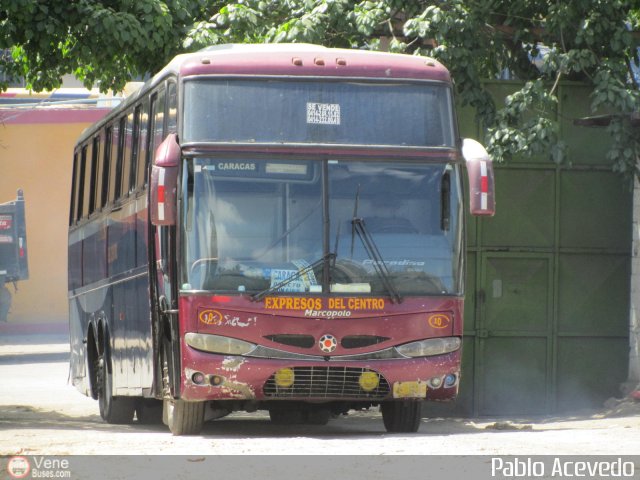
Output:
top-left (265, 296), bottom-right (385, 318)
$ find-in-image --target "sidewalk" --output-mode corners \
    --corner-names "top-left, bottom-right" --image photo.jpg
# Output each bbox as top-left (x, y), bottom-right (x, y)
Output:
top-left (0, 335), bottom-right (69, 358)
top-left (0, 321), bottom-right (68, 336)
top-left (0, 323), bottom-right (69, 356)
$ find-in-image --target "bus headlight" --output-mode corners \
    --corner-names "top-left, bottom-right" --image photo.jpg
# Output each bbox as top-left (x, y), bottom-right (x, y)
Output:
top-left (395, 337), bottom-right (461, 358)
top-left (185, 332), bottom-right (257, 355)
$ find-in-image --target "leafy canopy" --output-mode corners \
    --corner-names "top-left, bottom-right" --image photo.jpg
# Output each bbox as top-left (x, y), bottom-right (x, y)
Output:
top-left (1, 0), bottom-right (639, 172)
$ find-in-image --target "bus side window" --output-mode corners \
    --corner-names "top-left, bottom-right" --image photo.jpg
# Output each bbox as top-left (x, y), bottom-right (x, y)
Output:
top-left (125, 109), bottom-right (136, 194)
top-left (117, 115), bottom-right (129, 199)
top-left (151, 88), bottom-right (166, 157)
top-left (102, 127), bottom-right (112, 208)
top-left (82, 142), bottom-right (93, 219)
top-left (77, 145), bottom-right (88, 221)
top-left (137, 100), bottom-right (149, 189)
top-left (167, 81), bottom-right (177, 134)
top-left (109, 120), bottom-right (121, 203)
top-left (89, 135), bottom-right (101, 214)
top-left (70, 152), bottom-right (79, 226)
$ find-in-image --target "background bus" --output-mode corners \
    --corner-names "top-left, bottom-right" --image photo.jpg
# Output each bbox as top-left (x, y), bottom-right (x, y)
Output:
top-left (68, 44), bottom-right (494, 435)
top-left (0, 189), bottom-right (28, 322)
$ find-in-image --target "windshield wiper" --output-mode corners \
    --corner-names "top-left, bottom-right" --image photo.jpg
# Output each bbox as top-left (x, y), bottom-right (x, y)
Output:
top-left (250, 253), bottom-right (335, 302)
top-left (351, 217), bottom-right (402, 304)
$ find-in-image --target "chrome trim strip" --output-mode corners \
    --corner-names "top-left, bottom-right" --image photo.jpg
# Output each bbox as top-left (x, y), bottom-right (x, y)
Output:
top-left (246, 345), bottom-right (403, 362)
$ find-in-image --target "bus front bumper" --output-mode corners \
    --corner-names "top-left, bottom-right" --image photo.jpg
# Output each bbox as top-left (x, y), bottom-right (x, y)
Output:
top-left (179, 344), bottom-right (461, 403)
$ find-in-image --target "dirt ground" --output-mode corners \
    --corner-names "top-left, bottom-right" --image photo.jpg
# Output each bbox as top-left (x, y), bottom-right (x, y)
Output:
top-left (1, 334), bottom-right (639, 456)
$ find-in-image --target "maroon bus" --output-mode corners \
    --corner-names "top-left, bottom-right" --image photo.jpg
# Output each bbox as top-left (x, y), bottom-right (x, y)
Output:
top-left (68, 44), bottom-right (495, 435)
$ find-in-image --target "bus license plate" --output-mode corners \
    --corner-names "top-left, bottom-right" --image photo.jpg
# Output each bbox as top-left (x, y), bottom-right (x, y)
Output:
top-left (393, 381), bottom-right (428, 399)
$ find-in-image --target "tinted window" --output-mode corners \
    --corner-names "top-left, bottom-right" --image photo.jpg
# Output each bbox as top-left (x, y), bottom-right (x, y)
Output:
top-left (124, 110), bottom-right (135, 193)
top-left (89, 136), bottom-right (101, 214)
top-left (109, 121), bottom-right (121, 202)
top-left (183, 80), bottom-right (454, 147)
top-left (167, 82), bottom-right (177, 134)
top-left (70, 152), bottom-right (79, 225)
top-left (137, 100), bottom-right (149, 188)
top-left (80, 146), bottom-right (91, 219)
top-left (102, 127), bottom-right (112, 208)
top-left (151, 88), bottom-right (166, 158)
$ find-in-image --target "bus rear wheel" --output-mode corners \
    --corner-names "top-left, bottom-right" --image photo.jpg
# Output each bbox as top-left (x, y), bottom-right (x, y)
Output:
top-left (96, 335), bottom-right (135, 424)
top-left (381, 401), bottom-right (422, 433)
top-left (163, 398), bottom-right (205, 435)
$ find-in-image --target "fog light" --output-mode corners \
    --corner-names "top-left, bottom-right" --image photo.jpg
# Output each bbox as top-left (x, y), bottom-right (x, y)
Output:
top-left (274, 368), bottom-right (295, 388)
top-left (359, 371), bottom-right (380, 392)
top-left (210, 375), bottom-right (224, 386)
top-left (192, 372), bottom-right (206, 385)
top-left (428, 376), bottom-right (443, 389)
top-left (444, 374), bottom-right (457, 388)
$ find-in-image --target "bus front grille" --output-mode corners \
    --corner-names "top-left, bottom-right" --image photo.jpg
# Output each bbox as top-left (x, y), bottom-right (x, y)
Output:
top-left (263, 366), bottom-right (390, 399)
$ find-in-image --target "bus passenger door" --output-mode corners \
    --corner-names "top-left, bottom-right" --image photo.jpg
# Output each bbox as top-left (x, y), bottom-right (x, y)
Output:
top-left (151, 224), bottom-right (179, 394)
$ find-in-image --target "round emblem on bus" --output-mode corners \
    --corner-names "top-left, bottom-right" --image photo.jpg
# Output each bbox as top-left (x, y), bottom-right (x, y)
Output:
top-left (428, 314), bottom-right (451, 329)
top-left (199, 309), bottom-right (222, 326)
top-left (319, 334), bottom-right (338, 353)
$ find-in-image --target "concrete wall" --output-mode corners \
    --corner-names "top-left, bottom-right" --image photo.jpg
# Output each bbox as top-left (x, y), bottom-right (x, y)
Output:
top-left (0, 101), bottom-right (111, 325)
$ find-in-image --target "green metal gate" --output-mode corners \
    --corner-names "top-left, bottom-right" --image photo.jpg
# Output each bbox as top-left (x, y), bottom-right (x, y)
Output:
top-left (429, 82), bottom-right (632, 416)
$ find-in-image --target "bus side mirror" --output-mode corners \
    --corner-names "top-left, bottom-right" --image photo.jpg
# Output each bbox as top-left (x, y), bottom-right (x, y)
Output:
top-left (150, 134), bottom-right (180, 226)
top-left (462, 138), bottom-right (495, 216)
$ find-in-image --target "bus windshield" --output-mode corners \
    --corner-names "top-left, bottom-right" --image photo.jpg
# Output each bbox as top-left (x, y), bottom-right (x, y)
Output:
top-left (181, 158), bottom-right (463, 297)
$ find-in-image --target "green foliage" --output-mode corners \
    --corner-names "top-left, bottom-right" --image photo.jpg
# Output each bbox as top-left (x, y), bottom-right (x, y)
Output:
top-left (1, 0), bottom-right (639, 175)
top-left (0, 0), bottom-right (209, 92)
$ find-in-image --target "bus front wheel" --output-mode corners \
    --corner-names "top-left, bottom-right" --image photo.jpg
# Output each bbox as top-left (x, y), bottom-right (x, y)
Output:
top-left (163, 398), bottom-right (205, 435)
top-left (381, 401), bottom-right (422, 433)
top-left (161, 341), bottom-right (205, 435)
top-left (96, 334), bottom-right (135, 424)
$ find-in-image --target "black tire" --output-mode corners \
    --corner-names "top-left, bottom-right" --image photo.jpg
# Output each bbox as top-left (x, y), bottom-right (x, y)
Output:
top-left (381, 401), bottom-right (422, 433)
top-left (136, 399), bottom-right (164, 424)
top-left (163, 398), bottom-right (205, 435)
top-left (160, 339), bottom-right (205, 435)
top-left (96, 334), bottom-right (135, 424)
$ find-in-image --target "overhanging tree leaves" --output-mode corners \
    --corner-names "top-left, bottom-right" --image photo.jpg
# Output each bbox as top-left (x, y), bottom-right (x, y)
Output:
top-left (1, 0), bottom-right (639, 173)
top-left (0, 0), bottom-right (209, 93)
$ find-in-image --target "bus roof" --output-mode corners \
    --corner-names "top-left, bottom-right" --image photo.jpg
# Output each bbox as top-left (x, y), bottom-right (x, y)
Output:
top-left (74, 44), bottom-right (451, 147)
top-left (160, 43), bottom-right (451, 84)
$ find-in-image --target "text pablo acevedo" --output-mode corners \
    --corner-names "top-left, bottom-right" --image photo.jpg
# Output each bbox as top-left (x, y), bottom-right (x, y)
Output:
top-left (491, 457), bottom-right (635, 478)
